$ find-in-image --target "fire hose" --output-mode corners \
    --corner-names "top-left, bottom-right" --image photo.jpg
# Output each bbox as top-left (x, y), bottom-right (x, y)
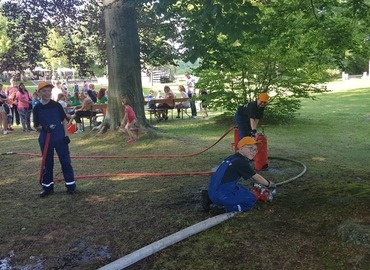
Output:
top-left (5, 126), bottom-right (235, 159)
top-left (39, 129), bottom-right (51, 185)
top-left (2, 126), bottom-right (306, 185)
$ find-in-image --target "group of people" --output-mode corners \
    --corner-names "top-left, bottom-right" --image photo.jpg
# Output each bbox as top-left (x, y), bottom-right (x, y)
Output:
top-left (146, 85), bottom-right (188, 121)
top-left (0, 78), bottom-right (36, 135)
top-left (0, 78), bottom-right (108, 136)
top-left (57, 82), bottom-right (108, 133)
top-left (145, 73), bottom-right (209, 122)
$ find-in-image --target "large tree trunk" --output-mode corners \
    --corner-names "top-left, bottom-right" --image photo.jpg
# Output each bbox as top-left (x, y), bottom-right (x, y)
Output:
top-left (103, 0), bottom-right (146, 130)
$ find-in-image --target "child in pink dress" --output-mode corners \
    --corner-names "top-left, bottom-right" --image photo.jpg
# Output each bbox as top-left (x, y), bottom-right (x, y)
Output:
top-left (121, 96), bottom-right (138, 142)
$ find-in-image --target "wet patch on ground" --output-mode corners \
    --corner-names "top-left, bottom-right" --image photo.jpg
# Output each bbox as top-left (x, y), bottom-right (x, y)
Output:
top-left (338, 220), bottom-right (370, 248)
top-left (0, 241), bottom-right (112, 270)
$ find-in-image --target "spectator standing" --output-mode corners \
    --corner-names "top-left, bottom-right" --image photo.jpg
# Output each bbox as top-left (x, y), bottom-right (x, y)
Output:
top-left (51, 81), bottom-right (63, 101)
top-left (73, 81), bottom-right (79, 93)
top-left (185, 72), bottom-right (197, 118)
top-left (33, 81), bottom-right (76, 197)
top-left (5, 78), bottom-right (20, 126)
top-left (0, 83), bottom-right (9, 135)
top-left (82, 81), bottom-right (89, 92)
top-left (15, 82), bottom-right (34, 132)
top-left (235, 93), bottom-right (269, 140)
top-left (32, 91), bottom-right (41, 109)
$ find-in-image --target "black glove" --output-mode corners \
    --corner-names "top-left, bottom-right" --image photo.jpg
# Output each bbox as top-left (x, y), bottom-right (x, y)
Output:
top-left (64, 136), bottom-right (70, 144)
top-left (251, 129), bottom-right (257, 137)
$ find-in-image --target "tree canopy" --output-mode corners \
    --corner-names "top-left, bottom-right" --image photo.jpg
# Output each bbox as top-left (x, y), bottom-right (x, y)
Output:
top-left (158, 0), bottom-right (370, 120)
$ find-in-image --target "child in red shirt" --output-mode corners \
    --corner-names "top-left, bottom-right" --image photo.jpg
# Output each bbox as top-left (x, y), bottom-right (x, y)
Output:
top-left (121, 96), bottom-right (138, 143)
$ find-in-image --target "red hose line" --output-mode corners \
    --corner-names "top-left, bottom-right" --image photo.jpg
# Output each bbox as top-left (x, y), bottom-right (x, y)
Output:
top-left (39, 131), bottom-right (51, 184)
top-left (54, 170), bottom-right (214, 182)
top-left (15, 126), bottom-right (235, 159)
top-left (9, 127), bottom-right (233, 182)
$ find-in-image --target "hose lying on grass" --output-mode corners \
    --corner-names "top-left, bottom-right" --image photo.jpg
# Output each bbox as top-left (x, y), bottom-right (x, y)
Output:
top-left (97, 157), bottom-right (307, 270)
top-left (98, 212), bottom-right (237, 270)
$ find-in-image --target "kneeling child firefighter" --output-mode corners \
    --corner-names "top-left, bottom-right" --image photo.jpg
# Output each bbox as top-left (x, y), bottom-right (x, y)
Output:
top-left (202, 136), bottom-right (275, 213)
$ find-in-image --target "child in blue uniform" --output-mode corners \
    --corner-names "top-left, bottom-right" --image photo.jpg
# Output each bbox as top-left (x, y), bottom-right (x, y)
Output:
top-left (203, 136), bottom-right (275, 212)
top-left (33, 81), bottom-right (76, 198)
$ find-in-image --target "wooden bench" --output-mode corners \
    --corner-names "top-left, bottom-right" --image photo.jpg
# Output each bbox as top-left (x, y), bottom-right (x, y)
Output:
top-left (67, 103), bottom-right (107, 131)
top-left (174, 97), bottom-right (191, 119)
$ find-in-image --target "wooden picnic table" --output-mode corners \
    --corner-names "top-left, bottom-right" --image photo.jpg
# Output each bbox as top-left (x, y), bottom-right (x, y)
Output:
top-left (145, 98), bottom-right (191, 122)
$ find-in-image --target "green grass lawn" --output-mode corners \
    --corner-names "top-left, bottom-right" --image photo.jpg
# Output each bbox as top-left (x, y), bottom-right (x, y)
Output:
top-left (0, 87), bottom-right (369, 269)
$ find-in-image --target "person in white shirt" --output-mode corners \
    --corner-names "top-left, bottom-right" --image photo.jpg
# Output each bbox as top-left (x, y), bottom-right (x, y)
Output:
top-left (51, 81), bottom-right (63, 101)
top-left (185, 72), bottom-right (197, 118)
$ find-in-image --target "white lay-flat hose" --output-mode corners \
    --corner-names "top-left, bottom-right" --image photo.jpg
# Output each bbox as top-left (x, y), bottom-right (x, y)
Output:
top-left (98, 212), bottom-right (237, 270)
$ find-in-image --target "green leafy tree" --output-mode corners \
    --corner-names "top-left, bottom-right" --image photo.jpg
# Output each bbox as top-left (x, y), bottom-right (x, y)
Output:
top-left (41, 29), bottom-right (69, 71)
top-left (0, 0), bottom-right (84, 75)
top-left (0, 14), bottom-right (11, 55)
top-left (164, 0), bottom-right (370, 122)
top-left (1, 0), bottom-right (182, 130)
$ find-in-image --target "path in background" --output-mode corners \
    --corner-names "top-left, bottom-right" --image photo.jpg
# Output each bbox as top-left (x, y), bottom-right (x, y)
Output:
top-left (327, 78), bottom-right (370, 91)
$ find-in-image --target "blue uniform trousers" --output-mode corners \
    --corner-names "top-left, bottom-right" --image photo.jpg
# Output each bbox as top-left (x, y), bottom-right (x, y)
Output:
top-left (208, 156), bottom-right (257, 212)
top-left (235, 112), bottom-right (251, 141)
top-left (39, 126), bottom-right (75, 191)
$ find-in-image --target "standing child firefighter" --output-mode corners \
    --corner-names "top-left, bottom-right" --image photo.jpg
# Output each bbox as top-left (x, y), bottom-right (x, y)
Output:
top-left (33, 82), bottom-right (76, 197)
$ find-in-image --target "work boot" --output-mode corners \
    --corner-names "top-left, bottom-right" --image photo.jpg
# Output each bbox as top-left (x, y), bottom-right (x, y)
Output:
top-left (201, 189), bottom-right (212, 212)
top-left (66, 186), bottom-right (76, 195)
top-left (39, 187), bottom-right (54, 198)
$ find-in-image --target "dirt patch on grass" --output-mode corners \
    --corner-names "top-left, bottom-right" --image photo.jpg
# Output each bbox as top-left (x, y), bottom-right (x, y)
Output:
top-left (338, 220), bottom-right (370, 248)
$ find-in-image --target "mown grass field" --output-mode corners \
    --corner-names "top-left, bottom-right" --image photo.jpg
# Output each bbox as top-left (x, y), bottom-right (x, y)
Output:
top-left (1, 86), bottom-right (369, 270)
